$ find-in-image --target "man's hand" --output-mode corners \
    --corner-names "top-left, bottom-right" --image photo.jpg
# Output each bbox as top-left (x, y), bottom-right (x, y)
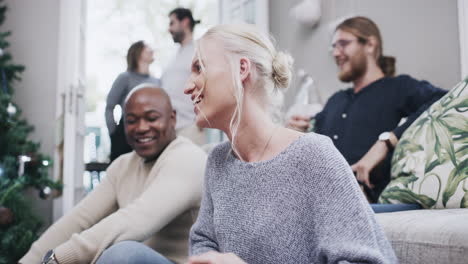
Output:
top-left (351, 132), bottom-right (398, 188)
top-left (188, 251), bottom-right (247, 264)
top-left (287, 115), bottom-right (311, 132)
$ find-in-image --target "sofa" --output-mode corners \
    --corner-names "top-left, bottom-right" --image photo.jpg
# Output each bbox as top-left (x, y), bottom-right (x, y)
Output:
top-left (377, 208), bottom-right (468, 264)
top-left (374, 78), bottom-right (468, 264)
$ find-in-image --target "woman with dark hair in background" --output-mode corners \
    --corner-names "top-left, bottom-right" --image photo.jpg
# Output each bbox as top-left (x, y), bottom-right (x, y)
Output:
top-left (106, 41), bottom-right (161, 161)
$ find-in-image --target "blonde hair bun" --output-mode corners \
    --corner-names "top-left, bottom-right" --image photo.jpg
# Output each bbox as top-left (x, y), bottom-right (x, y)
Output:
top-left (272, 51), bottom-right (293, 90)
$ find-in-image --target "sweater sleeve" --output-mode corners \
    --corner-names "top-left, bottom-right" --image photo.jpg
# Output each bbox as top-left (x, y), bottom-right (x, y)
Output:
top-left (19, 158), bottom-right (121, 264)
top-left (105, 73), bottom-right (128, 134)
top-left (54, 146), bottom-right (205, 264)
top-left (189, 154), bottom-right (219, 255)
top-left (393, 76), bottom-right (447, 138)
top-left (304, 136), bottom-right (398, 263)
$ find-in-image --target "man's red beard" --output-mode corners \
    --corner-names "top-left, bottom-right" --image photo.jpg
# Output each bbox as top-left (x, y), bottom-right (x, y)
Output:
top-left (337, 51), bottom-right (367, 83)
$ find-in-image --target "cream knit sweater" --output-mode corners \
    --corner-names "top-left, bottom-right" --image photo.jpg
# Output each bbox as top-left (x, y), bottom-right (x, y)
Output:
top-left (20, 136), bottom-right (207, 264)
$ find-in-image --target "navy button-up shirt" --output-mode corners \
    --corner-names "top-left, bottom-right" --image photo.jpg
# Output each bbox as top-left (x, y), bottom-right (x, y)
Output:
top-left (315, 75), bottom-right (447, 166)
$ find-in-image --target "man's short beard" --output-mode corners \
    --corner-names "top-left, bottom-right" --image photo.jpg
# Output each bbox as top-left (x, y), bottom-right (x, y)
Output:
top-left (172, 31), bottom-right (185, 43)
top-left (338, 52), bottom-right (367, 83)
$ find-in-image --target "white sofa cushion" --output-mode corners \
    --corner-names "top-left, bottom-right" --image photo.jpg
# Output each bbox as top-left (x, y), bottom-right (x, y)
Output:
top-left (376, 209), bottom-right (468, 264)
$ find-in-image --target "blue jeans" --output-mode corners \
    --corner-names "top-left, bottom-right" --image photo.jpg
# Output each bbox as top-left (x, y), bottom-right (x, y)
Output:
top-left (96, 241), bottom-right (175, 264)
top-left (371, 203), bottom-right (422, 213)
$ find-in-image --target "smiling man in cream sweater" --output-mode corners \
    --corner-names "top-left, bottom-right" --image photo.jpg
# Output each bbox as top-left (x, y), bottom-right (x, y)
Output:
top-left (20, 84), bottom-right (207, 264)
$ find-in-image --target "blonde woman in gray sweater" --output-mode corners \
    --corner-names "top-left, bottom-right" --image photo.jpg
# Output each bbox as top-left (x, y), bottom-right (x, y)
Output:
top-left (185, 24), bottom-right (397, 264)
top-left (98, 24), bottom-right (397, 264)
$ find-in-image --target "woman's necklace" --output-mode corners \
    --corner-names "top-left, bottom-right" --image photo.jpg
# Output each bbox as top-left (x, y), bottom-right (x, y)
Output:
top-left (259, 125), bottom-right (279, 161)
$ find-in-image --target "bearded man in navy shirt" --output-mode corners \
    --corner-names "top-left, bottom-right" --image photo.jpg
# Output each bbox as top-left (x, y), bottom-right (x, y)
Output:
top-left (288, 16), bottom-right (446, 202)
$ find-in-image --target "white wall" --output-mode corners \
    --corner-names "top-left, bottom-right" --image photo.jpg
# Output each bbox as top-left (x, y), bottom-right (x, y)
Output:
top-left (4, 0), bottom-right (60, 227)
top-left (270, 0), bottom-right (461, 107)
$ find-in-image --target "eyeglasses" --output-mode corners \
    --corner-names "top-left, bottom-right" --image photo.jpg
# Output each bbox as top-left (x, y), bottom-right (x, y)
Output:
top-left (330, 39), bottom-right (362, 52)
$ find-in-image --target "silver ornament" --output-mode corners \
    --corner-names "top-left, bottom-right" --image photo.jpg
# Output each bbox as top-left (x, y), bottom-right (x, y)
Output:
top-left (18, 155), bottom-right (31, 176)
top-left (7, 103), bottom-right (17, 115)
top-left (39, 186), bottom-right (52, 199)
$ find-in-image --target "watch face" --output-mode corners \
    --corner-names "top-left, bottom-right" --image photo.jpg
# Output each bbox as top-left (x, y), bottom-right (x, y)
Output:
top-left (43, 250), bottom-right (54, 262)
top-left (379, 132), bottom-right (390, 141)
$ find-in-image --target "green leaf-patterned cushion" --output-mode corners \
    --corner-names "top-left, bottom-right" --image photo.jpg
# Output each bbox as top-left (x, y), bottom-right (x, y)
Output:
top-left (379, 78), bottom-right (468, 208)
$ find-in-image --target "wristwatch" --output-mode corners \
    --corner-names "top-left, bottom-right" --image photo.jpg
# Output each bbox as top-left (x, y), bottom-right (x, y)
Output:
top-left (42, 250), bottom-right (59, 264)
top-left (378, 132), bottom-right (394, 150)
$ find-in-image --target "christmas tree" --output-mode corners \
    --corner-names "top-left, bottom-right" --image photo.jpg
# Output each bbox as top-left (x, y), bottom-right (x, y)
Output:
top-left (0, 1), bottom-right (62, 263)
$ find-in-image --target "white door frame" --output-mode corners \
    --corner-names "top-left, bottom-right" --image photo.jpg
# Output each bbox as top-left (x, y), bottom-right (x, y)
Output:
top-left (458, 0), bottom-right (468, 79)
top-left (53, 0), bottom-right (87, 219)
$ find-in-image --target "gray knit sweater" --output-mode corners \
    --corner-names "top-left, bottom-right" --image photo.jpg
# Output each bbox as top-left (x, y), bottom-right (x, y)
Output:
top-left (189, 133), bottom-right (398, 263)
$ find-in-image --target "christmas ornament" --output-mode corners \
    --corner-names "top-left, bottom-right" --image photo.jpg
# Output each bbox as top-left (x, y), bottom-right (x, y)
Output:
top-left (0, 164), bottom-right (4, 178)
top-left (0, 47), bottom-right (3, 56)
top-left (7, 102), bottom-right (17, 115)
top-left (39, 186), bottom-right (62, 200)
top-left (42, 160), bottom-right (50, 167)
top-left (0, 205), bottom-right (14, 226)
top-left (18, 154), bottom-right (31, 176)
top-left (39, 186), bottom-right (51, 199)
top-left (38, 185), bottom-right (62, 199)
